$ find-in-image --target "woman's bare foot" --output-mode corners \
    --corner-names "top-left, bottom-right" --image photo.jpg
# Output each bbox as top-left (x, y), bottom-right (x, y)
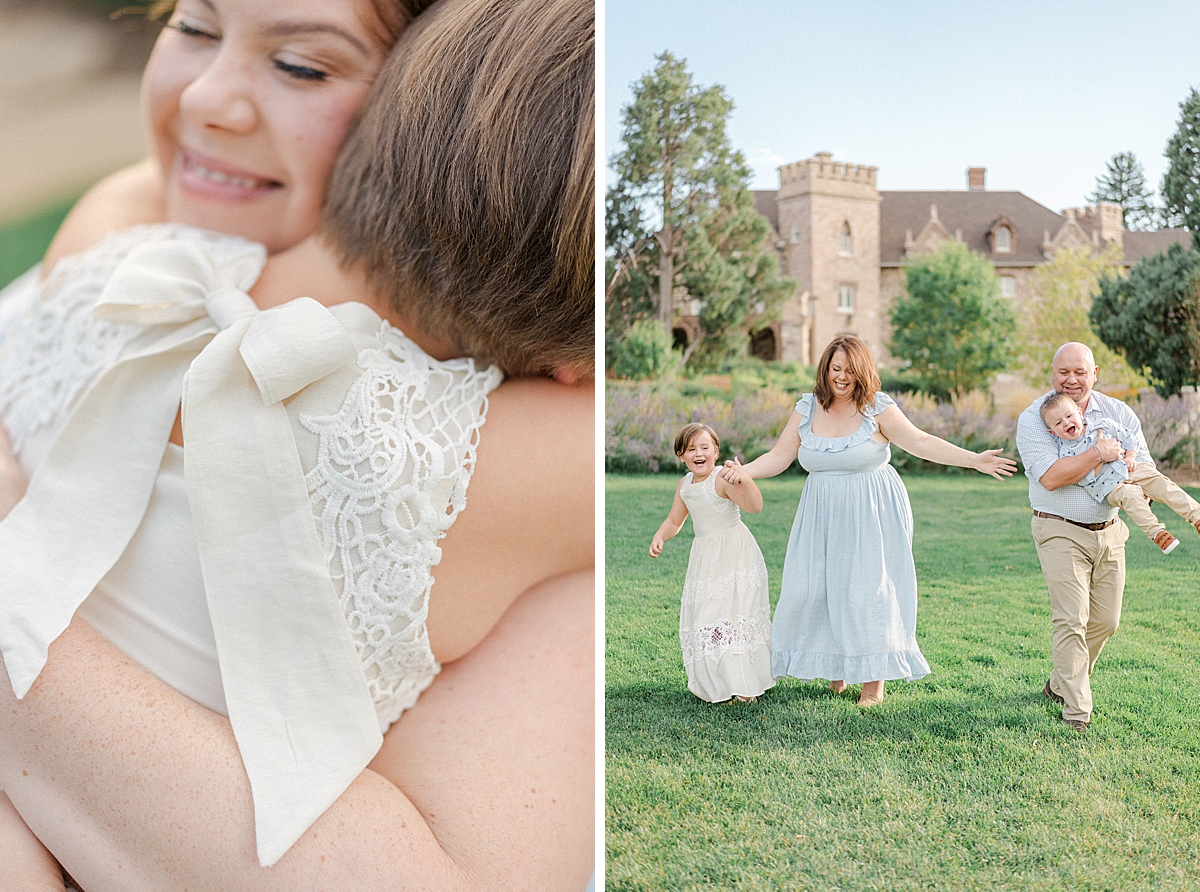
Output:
top-left (829, 680), bottom-right (847, 694)
top-left (858, 680), bottom-right (884, 707)
top-left (733, 695), bottom-right (757, 703)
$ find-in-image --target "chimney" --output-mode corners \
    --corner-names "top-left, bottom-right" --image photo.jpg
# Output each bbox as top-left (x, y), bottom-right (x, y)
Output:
top-left (967, 167), bottom-right (986, 191)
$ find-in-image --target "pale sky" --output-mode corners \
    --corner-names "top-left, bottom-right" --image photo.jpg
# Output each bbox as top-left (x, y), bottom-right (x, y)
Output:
top-left (603, 1), bottom-right (1200, 215)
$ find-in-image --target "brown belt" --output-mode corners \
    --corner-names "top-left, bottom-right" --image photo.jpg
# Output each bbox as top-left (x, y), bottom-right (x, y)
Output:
top-left (1032, 510), bottom-right (1116, 531)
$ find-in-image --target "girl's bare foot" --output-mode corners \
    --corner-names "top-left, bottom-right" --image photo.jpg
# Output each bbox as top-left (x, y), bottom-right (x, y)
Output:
top-left (734, 695), bottom-right (757, 703)
top-left (858, 680), bottom-right (884, 707)
top-left (829, 680), bottom-right (847, 694)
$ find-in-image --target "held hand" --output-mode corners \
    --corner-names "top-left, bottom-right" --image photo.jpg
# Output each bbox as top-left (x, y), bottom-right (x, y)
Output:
top-left (974, 448), bottom-right (1017, 480)
top-left (649, 535), bottom-right (664, 558)
top-left (0, 423), bottom-right (27, 520)
top-left (717, 459), bottom-right (741, 483)
top-left (1123, 452), bottom-right (1136, 473)
top-left (1094, 432), bottom-right (1121, 464)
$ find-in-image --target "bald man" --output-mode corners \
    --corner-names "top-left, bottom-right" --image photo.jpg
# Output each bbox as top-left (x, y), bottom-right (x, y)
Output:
top-left (1014, 343), bottom-right (1151, 732)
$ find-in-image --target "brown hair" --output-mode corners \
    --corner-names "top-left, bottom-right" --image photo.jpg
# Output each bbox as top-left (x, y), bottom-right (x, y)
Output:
top-left (674, 423), bottom-right (720, 459)
top-left (322, 0), bottom-right (595, 379)
top-left (812, 335), bottom-right (881, 413)
top-left (1039, 391), bottom-right (1077, 424)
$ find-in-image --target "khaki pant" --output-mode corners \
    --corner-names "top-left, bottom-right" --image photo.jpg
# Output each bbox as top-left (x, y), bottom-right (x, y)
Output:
top-left (1109, 462), bottom-right (1200, 542)
top-left (1032, 515), bottom-right (1129, 723)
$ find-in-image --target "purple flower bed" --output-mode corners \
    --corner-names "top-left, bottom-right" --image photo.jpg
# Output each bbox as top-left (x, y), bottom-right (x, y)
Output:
top-left (606, 385), bottom-right (1200, 475)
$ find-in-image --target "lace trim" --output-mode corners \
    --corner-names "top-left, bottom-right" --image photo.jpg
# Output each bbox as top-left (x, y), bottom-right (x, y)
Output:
top-left (300, 322), bottom-right (502, 732)
top-left (680, 566), bottom-right (768, 611)
top-left (682, 470), bottom-right (739, 516)
top-left (0, 224), bottom-right (262, 453)
top-left (680, 607), bottom-right (772, 664)
top-left (796, 391), bottom-right (894, 454)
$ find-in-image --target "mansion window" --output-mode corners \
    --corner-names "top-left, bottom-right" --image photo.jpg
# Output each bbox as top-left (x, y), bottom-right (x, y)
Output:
top-left (791, 221), bottom-right (801, 244)
top-left (994, 225), bottom-right (1012, 253)
top-left (999, 276), bottom-right (1016, 298)
top-left (838, 221), bottom-right (853, 256)
top-left (837, 284), bottom-right (855, 314)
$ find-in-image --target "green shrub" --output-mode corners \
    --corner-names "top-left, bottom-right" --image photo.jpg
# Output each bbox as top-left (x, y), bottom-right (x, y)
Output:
top-left (611, 318), bottom-right (677, 381)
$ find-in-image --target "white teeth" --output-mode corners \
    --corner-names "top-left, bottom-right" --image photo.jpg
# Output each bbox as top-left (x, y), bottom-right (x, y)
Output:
top-left (188, 158), bottom-right (268, 189)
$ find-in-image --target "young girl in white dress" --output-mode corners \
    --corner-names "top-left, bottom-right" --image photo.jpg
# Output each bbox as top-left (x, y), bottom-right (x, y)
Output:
top-left (649, 423), bottom-right (775, 703)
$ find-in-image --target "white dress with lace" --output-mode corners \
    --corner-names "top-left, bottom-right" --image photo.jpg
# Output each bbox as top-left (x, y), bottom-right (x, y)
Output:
top-left (0, 224), bottom-right (502, 733)
top-left (676, 470), bottom-right (774, 702)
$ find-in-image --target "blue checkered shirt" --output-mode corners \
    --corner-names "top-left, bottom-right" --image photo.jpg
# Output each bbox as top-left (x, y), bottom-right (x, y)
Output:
top-left (1015, 390), bottom-right (1152, 524)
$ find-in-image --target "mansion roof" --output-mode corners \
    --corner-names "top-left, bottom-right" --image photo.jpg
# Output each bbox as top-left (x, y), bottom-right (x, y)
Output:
top-left (752, 187), bottom-right (1190, 268)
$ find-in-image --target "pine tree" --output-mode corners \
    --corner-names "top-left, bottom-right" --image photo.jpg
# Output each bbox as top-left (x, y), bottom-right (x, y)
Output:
top-left (1161, 86), bottom-right (1200, 233)
top-left (1087, 152), bottom-right (1156, 231)
top-left (606, 52), bottom-right (792, 369)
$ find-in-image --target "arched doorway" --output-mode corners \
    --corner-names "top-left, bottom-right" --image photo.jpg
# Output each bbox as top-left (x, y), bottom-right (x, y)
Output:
top-left (750, 327), bottom-right (778, 361)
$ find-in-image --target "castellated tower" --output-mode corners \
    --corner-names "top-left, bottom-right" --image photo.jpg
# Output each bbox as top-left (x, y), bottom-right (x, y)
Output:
top-left (775, 153), bottom-right (883, 366)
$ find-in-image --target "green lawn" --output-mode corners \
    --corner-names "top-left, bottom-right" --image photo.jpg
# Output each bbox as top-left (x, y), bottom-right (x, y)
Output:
top-left (606, 473), bottom-right (1200, 891)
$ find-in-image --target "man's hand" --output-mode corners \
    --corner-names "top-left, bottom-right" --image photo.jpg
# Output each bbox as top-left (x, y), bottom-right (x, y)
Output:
top-left (1094, 432), bottom-right (1121, 464)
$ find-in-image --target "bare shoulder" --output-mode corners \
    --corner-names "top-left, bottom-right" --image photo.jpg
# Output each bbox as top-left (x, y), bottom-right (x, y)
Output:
top-left (371, 571), bottom-right (594, 890)
top-left (43, 160), bottom-right (166, 274)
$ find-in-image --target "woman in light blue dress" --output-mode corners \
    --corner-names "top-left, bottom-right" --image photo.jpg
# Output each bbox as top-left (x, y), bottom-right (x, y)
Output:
top-left (720, 336), bottom-right (1015, 706)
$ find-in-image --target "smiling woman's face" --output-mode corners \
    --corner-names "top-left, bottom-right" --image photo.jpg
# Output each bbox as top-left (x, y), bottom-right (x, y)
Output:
top-left (142, 0), bottom-right (391, 253)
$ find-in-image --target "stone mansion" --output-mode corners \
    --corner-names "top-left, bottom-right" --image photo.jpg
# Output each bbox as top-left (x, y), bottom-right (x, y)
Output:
top-left (689, 152), bottom-right (1190, 367)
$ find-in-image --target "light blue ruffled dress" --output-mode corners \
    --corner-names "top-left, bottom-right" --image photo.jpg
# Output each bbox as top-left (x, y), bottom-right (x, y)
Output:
top-left (771, 392), bottom-right (931, 685)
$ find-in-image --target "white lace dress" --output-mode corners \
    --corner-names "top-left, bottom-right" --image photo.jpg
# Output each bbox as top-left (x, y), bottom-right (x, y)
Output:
top-left (677, 471), bottom-right (774, 702)
top-left (0, 224), bottom-right (502, 733)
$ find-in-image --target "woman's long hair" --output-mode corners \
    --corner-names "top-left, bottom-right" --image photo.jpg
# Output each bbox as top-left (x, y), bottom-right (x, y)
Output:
top-left (812, 335), bottom-right (881, 413)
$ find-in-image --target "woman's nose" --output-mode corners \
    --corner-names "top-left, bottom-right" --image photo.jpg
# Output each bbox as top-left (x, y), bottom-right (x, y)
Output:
top-left (178, 49), bottom-right (258, 134)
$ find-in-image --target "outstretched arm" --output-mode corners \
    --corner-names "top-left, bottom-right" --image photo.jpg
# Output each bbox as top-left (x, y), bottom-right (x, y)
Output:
top-left (0, 571), bottom-right (593, 892)
top-left (650, 483), bottom-right (688, 557)
top-left (876, 405), bottom-right (1016, 480)
top-left (724, 411), bottom-right (802, 481)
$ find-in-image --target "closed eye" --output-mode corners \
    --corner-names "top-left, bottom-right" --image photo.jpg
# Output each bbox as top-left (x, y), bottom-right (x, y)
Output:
top-left (168, 19), bottom-right (219, 41)
top-left (274, 59), bottom-right (328, 81)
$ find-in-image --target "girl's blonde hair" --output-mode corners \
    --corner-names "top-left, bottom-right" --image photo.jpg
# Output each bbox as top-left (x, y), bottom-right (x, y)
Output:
top-left (812, 335), bottom-right (881, 413)
top-left (674, 423), bottom-right (720, 458)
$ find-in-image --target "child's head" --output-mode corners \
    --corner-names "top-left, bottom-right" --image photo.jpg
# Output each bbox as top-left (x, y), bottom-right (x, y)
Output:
top-left (142, 0), bottom-right (431, 253)
top-left (674, 423), bottom-right (720, 475)
top-left (1040, 391), bottom-right (1085, 440)
top-left (322, 0), bottom-right (595, 381)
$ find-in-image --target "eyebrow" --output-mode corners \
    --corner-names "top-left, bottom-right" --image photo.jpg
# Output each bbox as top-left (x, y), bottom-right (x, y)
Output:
top-left (266, 22), bottom-right (373, 56)
top-left (194, 0), bottom-right (373, 56)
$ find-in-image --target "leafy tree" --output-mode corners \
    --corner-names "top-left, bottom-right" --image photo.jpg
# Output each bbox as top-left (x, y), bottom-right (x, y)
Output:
top-left (1161, 86), bottom-right (1200, 233)
top-left (889, 241), bottom-right (1016, 398)
top-left (1091, 241), bottom-right (1200, 396)
top-left (606, 52), bottom-right (792, 369)
top-left (1088, 152), bottom-right (1157, 231)
top-left (1016, 244), bottom-right (1145, 391)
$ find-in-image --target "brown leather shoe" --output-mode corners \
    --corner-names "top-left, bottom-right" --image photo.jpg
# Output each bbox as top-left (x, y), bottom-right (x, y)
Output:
top-left (1063, 718), bottom-right (1089, 732)
top-left (1043, 680), bottom-right (1065, 706)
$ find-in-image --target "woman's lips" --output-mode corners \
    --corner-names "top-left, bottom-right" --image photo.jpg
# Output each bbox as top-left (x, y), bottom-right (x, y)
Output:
top-left (177, 151), bottom-right (282, 200)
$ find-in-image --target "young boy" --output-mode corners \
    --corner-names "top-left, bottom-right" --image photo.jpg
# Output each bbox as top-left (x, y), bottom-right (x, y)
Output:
top-left (1040, 391), bottom-right (1200, 554)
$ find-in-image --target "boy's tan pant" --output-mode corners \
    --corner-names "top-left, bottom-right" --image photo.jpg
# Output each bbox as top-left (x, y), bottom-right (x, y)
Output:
top-left (1032, 515), bottom-right (1128, 723)
top-left (1106, 461), bottom-right (1200, 541)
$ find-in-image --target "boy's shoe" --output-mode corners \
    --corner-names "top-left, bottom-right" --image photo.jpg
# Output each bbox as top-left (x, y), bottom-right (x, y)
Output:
top-left (1154, 530), bottom-right (1179, 554)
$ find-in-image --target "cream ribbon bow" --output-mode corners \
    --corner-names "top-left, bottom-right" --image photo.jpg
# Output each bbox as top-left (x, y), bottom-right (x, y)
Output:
top-left (0, 237), bottom-right (383, 866)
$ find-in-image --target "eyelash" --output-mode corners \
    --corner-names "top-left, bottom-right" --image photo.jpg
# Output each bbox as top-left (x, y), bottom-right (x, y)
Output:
top-left (169, 19), bottom-right (218, 40)
top-left (274, 60), bottom-right (328, 82)
top-left (169, 19), bottom-right (329, 83)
